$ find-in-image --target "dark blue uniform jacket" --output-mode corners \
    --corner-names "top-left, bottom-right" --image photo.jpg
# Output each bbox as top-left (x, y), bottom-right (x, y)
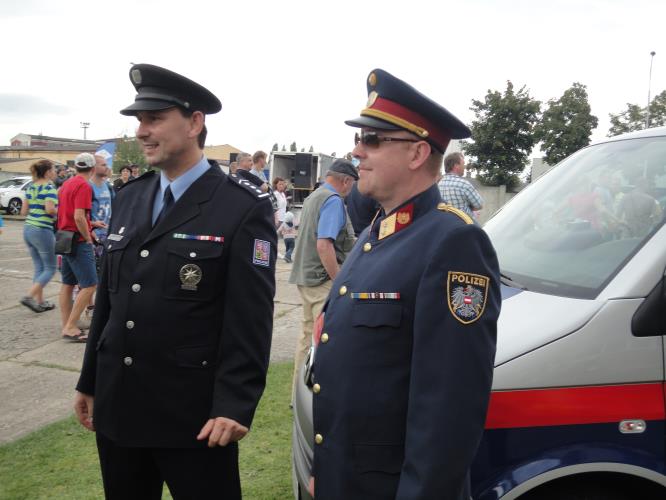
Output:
top-left (76, 163), bottom-right (276, 448)
top-left (312, 184), bottom-right (500, 499)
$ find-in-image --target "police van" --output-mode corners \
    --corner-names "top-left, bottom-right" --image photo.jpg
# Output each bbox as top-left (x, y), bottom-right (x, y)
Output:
top-left (292, 126), bottom-right (666, 499)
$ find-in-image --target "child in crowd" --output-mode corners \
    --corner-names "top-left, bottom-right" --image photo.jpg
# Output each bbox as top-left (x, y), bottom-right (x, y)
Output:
top-left (277, 211), bottom-right (297, 263)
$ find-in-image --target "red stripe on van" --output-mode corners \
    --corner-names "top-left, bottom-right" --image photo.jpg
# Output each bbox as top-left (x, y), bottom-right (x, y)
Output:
top-left (485, 383), bottom-right (666, 429)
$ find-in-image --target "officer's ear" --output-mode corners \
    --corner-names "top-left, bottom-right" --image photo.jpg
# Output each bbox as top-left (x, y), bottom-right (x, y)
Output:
top-left (188, 111), bottom-right (205, 139)
top-left (407, 140), bottom-right (432, 172)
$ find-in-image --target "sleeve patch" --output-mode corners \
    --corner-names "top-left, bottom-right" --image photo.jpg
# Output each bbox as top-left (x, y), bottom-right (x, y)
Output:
top-left (447, 272), bottom-right (489, 324)
top-left (253, 239), bottom-right (271, 267)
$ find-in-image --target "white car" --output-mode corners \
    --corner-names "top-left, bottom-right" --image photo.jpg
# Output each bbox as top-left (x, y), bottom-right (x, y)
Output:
top-left (0, 176), bottom-right (32, 215)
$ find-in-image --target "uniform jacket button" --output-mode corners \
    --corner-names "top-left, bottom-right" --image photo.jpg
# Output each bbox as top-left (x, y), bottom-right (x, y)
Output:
top-left (363, 242), bottom-right (372, 252)
top-left (140, 249), bottom-right (149, 257)
top-left (339, 285), bottom-right (348, 296)
top-left (202, 360), bottom-right (208, 367)
top-left (315, 433), bottom-right (323, 444)
top-left (126, 320), bottom-right (135, 329)
top-left (313, 384), bottom-right (321, 394)
top-left (190, 252), bottom-right (197, 258)
top-left (320, 333), bottom-right (329, 344)
top-left (131, 284), bottom-right (141, 292)
top-left (123, 356), bottom-right (133, 366)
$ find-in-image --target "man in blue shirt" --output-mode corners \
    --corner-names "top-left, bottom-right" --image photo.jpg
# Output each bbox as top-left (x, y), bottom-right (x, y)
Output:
top-left (288, 159), bottom-right (357, 401)
top-left (90, 155), bottom-right (113, 244)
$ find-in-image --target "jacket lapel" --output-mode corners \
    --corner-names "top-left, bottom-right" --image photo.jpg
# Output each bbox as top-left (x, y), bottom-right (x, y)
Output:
top-left (141, 165), bottom-right (222, 246)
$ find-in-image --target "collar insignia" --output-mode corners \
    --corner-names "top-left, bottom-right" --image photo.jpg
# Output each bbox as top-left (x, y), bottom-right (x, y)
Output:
top-left (378, 203), bottom-right (414, 240)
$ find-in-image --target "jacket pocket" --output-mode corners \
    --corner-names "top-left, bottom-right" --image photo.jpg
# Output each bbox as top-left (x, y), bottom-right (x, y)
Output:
top-left (175, 345), bottom-right (215, 369)
top-left (351, 302), bottom-right (402, 328)
top-left (106, 236), bottom-right (132, 293)
top-left (353, 443), bottom-right (404, 474)
top-left (163, 242), bottom-right (224, 301)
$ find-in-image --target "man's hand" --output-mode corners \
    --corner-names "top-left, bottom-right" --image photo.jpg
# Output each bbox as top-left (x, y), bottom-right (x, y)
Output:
top-left (74, 391), bottom-right (95, 431)
top-left (196, 417), bottom-right (248, 447)
top-left (91, 221), bottom-right (108, 229)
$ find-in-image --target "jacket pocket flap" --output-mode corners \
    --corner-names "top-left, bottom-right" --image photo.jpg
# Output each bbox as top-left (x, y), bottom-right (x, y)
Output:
top-left (175, 345), bottom-right (214, 369)
top-left (352, 302), bottom-right (402, 328)
top-left (168, 243), bottom-right (223, 260)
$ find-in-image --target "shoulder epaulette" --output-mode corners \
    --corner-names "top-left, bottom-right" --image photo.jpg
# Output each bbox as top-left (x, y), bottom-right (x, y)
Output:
top-left (437, 202), bottom-right (473, 224)
top-left (228, 173), bottom-right (271, 200)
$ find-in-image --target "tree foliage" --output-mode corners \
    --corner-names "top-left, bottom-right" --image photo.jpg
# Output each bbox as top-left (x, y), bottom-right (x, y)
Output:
top-left (534, 82), bottom-right (598, 165)
top-left (271, 143), bottom-right (278, 152)
top-left (462, 81), bottom-right (541, 187)
top-left (308, 145), bottom-right (314, 152)
top-left (608, 90), bottom-right (666, 136)
top-left (113, 136), bottom-right (148, 173)
top-left (289, 142), bottom-right (297, 152)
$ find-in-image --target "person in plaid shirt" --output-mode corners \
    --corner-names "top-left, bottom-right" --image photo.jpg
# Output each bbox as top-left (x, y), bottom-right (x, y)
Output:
top-left (438, 152), bottom-right (483, 219)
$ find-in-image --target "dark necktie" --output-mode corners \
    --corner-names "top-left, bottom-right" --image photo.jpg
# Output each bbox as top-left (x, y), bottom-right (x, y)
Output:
top-left (153, 185), bottom-right (174, 227)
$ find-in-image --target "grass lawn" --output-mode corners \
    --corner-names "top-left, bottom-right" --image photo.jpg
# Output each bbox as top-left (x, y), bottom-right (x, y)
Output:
top-left (0, 362), bottom-right (294, 500)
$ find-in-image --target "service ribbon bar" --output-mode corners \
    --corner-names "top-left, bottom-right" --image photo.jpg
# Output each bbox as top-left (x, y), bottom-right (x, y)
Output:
top-left (350, 292), bottom-right (401, 300)
top-left (173, 233), bottom-right (224, 243)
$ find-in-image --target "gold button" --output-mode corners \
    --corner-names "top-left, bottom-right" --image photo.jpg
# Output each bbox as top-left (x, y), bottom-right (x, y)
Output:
top-left (313, 384), bottom-right (321, 394)
top-left (315, 434), bottom-right (323, 445)
top-left (363, 242), bottom-right (372, 252)
top-left (339, 285), bottom-right (347, 296)
top-left (320, 333), bottom-right (329, 344)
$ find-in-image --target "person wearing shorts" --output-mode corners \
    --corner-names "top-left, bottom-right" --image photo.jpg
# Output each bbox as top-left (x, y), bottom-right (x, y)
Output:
top-left (57, 153), bottom-right (98, 342)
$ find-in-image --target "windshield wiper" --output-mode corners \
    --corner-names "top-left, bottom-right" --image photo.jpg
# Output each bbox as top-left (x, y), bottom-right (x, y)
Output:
top-left (500, 272), bottom-right (528, 290)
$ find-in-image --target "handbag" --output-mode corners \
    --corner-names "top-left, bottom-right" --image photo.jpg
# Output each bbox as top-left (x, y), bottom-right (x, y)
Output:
top-left (55, 230), bottom-right (77, 255)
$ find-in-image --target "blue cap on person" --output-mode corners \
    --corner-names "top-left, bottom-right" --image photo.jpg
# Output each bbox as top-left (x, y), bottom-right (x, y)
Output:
top-left (120, 63), bottom-right (222, 116)
top-left (345, 68), bottom-right (471, 153)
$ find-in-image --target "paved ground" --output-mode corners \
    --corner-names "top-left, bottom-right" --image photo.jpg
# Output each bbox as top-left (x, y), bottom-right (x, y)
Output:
top-left (0, 218), bottom-right (303, 444)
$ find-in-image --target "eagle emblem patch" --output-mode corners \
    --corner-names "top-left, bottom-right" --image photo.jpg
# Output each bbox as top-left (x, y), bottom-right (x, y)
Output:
top-left (447, 272), bottom-right (489, 324)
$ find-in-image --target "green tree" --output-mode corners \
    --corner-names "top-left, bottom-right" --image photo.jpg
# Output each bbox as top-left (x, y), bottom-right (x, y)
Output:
top-left (608, 90), bottom-right (666, 136)
top-left (113, 136), bottom-right (148, 173)
top-left (308, 145), bottom-right (314, 152)
top-left (462, 81), bottom-right (541, 188)
top-left (535, 82), bottom-right (598, 165)
top-left (290, 142), bottom-right (297, 152)
top-left (271, 143), bottom-right (278, 152)
top-left (281, 144), bottom-right (286, 151)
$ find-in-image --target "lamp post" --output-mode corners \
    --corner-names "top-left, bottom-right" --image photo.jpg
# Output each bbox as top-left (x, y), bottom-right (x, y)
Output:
top-left (646, 51), bottom-right (656, 129)
top-left (80, 121), bottom-right (90, 140)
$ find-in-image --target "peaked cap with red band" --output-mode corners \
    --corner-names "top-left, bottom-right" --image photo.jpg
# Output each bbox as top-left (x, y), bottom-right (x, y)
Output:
top-left (345, 69), bottom-right (471, 153)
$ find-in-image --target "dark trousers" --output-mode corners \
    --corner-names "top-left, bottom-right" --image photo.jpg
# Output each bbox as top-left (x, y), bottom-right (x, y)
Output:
top-left (284, 238), bottom-right (295, 261)
top-left (96, 432), bottom-right (241, 500)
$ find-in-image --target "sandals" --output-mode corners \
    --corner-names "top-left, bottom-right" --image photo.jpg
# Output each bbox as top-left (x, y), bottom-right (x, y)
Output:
top-left (62, 330), bottom-right (88, 343)
top-left (20, 296), bottom-right (46, 313)
top-left (40, 301), bottom-right (56, 311)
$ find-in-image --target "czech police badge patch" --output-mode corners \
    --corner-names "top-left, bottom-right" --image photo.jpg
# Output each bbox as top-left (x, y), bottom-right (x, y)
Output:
top-left (447, 272), bottom-right (489, 324)
top-left (253, 239), bottom-right (270, 267)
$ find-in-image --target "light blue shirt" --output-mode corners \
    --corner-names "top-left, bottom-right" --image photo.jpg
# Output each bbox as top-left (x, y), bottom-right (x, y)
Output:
top-left (317, 182), bottom-right (346, 240)
top-left (152, 156), bottom-right (211, 225)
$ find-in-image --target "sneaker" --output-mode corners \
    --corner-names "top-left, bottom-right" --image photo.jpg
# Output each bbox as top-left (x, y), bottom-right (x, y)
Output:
top-left (20, 296), bottom-right (46, 313)
top-left (39, 301), bottom-right (56, 311)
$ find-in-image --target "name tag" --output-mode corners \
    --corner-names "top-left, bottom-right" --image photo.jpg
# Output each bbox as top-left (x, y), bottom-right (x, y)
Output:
top-left (107, 234), bottom-right (124, 241)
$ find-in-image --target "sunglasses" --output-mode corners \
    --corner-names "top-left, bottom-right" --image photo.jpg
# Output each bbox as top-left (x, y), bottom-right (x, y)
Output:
top-left (354, 131), bottom-right (420, 148)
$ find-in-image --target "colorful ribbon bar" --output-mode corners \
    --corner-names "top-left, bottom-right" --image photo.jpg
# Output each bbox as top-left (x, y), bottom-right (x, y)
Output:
top-left (350, 292), bottom-right (401, 300)
top-left (173, 233), bottom-right (224, 243)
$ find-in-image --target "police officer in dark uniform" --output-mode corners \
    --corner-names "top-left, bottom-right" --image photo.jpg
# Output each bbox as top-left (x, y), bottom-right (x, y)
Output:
top-left (310, 69), bottom-right (501, 499)
top-left (74, 64), bottom-right (276, 499)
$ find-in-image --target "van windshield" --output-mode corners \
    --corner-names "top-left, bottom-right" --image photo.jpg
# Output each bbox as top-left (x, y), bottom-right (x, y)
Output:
top-left (485, 136), bottom-right (666, 299)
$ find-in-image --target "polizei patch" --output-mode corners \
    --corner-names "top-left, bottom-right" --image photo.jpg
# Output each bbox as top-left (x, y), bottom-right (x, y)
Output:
top-left (447, 272), bottom-right (489, 324)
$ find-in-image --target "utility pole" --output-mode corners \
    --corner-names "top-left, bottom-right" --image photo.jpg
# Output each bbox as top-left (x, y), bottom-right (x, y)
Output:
top-left (80, 121), bottom-right (90, 140)
top-left (646, 51), bottom-right (656, 129)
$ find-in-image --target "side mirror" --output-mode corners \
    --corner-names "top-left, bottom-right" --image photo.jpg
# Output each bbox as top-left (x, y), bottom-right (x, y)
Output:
top-left (632, 274), bottom-right (666, 337)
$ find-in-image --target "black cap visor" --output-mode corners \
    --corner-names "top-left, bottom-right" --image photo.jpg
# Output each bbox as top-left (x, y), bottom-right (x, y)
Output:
top-left (120, 98), bottom-right (178, 116)
top-left (344, 115), bottom-right (402, 131)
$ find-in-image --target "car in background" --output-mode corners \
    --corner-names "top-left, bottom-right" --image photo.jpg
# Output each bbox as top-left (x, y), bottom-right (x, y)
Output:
top-left (0, 176), bottom-right (32, 215)
top-left (292, 126), bottom-right (666, 499)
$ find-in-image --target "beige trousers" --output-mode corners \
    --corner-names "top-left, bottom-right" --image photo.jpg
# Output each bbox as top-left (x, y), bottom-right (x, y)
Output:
top-left (292, 281), bottom-right (332, 401)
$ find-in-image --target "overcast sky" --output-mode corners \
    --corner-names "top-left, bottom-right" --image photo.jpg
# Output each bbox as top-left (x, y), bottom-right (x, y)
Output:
top-left (1, 0), bottom-right (664, 158)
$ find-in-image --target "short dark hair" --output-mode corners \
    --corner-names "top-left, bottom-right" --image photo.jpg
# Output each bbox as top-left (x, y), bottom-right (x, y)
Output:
top-left (30, 159), bottom-right (54, 179)
top-left (444, 152), bottom-right (464, 173)
top-left (178, 108), bottom-right (207, 149)
top-left (120, 166), bottom-right (132, 174)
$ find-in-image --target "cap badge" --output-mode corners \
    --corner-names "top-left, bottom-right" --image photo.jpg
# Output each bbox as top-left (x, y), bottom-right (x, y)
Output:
top-left (179, 263), bottom-right (202, 291)
top-left (447, 272), bottom-right (489, 324)
top-left (368, 72), bottom-right (377, 87)
top-left (367, 91), bottom-right (378, 108)
top-left (131, 69), bottom-right (142, 85)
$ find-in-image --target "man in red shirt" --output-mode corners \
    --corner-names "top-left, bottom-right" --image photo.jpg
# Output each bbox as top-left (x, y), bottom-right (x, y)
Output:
top-left (58, 153), bottom-right (98, 342)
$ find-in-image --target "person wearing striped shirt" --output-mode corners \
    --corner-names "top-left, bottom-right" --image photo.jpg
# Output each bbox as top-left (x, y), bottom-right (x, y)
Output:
top-left (438, 152), bottom-right (484, 220)
top-left (20, 159), bottom-right (58, 313)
